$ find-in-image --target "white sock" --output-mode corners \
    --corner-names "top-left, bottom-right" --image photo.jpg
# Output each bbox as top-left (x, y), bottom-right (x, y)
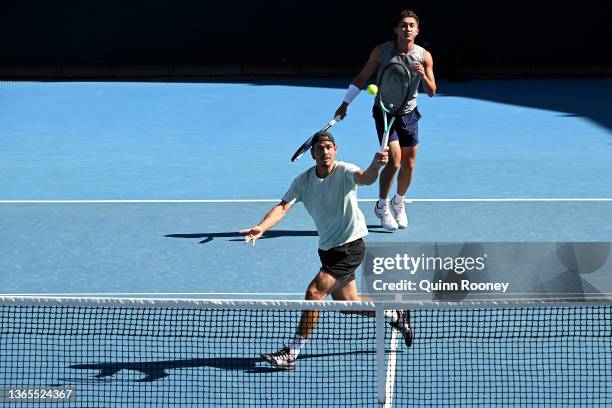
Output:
top-left (377, 198), bottom-right (388, 208)
top-left (393, 194), bottom-right (404, 205)
top-left (288, 334), bottom-right (308, 357)
top-left (384, 310), bottom-right (398, 322)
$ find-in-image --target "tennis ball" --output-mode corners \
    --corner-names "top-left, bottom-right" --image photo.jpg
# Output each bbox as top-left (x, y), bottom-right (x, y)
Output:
top-left (366, 84), bottom-right (378, 96)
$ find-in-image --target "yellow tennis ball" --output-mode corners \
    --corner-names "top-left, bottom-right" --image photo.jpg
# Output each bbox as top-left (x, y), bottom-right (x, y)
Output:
top-left (366, 84), bottom-right (378, 96)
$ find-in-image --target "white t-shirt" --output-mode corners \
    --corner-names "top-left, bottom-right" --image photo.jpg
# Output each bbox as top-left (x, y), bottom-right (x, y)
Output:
top-left (282, 161), bottom-right (368, 251)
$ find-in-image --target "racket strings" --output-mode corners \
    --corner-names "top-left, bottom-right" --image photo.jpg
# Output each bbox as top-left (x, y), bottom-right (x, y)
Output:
top-left (379, 63), bottom-right (412, 114)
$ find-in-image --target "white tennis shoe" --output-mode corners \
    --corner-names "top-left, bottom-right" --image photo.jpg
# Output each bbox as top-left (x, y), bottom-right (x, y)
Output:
top-left (374, 202), bottom-right (398, 231)
top-left (390, 197), bottom-right (408, 229)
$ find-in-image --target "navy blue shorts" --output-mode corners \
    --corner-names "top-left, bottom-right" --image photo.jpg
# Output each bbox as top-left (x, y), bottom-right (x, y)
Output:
top-left (372, 105), bottom-right (421, 148)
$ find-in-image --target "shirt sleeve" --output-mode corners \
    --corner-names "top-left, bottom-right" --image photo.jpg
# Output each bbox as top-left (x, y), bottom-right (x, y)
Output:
top-left (281, 176), bottom-right (302, 205)
top-left (342, 162), bottom-right (360, 190)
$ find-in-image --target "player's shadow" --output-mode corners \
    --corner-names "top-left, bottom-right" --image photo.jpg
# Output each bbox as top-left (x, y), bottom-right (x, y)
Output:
top-left (166, 225), bottom-right (390, 244)
top-left (66, 350), bottom-right (375, 381)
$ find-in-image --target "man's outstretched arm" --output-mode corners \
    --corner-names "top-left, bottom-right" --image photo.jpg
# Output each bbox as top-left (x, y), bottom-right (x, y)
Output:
top-left (239, 201), bottom-right (293, 245)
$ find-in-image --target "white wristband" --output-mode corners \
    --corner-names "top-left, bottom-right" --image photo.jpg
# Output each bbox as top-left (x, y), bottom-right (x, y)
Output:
top-left (342, 84), bottom-right (361, 105)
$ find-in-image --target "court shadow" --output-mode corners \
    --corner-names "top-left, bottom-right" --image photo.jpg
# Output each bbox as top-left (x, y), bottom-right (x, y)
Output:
top-left (247, 79), bottom-right (612, 134)
top-left (67, 350), bottom-right (374, 381)
top-left (190, 79), bottom-right (612, 133)
top-left (165, 225), bottom-right (390, 244)
top-left (438, 80), bottom-right (612, 133)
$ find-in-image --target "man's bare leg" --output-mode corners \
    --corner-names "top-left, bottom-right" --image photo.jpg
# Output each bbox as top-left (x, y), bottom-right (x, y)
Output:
top-left (297, 270), bottom-right (338, 338)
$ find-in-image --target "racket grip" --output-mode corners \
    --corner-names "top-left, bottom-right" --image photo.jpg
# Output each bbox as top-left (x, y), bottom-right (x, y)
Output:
top-left (380, 132), bottom-right (389, 152)
top-left (329, 115), bottom-right (342, 127)
top-left (324, 115), bottom-right (342, 131)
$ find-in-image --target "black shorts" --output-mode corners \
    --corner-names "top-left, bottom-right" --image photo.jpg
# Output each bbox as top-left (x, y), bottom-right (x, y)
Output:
top-left (372, 105), bottom-right (421, 148)
top-left (317, 239), bottom-right (366, 285)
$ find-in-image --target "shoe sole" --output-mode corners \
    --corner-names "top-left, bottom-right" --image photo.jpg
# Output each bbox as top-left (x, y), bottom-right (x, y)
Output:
top-left (403, 328), bottom-right (413, 347)
top-left (389, 325), bottom-right (413, 347)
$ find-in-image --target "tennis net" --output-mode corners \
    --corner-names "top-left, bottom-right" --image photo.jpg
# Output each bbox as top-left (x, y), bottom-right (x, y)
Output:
top-left (1, 297), bottom-right (611, 406)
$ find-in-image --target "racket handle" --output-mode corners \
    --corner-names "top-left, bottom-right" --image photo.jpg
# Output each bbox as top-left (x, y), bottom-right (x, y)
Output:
top-left (379, 114), bottom-right (394, 152)
top-left (380, 132), bottom-right (389, 152)
top-left (323, 115), bottom-right (342, 131)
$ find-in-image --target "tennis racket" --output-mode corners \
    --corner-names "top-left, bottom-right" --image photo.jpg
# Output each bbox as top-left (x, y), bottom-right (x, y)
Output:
top-left (290, 115), bottom-right (341, 162)
top-left (378, 62), bottom-right (412, 151)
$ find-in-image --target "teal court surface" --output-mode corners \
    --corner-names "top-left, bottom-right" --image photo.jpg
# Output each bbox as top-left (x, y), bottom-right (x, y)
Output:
top-left (1, 80), bottom-right (611, 406)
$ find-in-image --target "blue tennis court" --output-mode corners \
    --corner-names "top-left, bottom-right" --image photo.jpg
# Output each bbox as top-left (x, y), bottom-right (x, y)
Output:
top-left (2, 80), bottom-right (611, 201)
top-left (2, 80), bottom-right (611, 295)
top-left (1, 80), bottom-right (611, 406)
top-left (1, 200), bottom-right (611, 296)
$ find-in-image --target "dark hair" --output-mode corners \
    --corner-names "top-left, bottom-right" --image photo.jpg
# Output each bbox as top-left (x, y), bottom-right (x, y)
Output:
top-left (395, 9), bottom-right (419, 27)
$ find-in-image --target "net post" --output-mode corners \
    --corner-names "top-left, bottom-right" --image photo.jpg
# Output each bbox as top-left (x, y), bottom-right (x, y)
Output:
top-left (375, 302), bottom-right (386, 406)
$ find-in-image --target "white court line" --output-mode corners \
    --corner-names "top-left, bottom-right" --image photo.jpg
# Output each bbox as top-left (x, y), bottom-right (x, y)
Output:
top-left (0, 292), bottom-right (305, 297)
top-left (0, 199), bottom-right (280, 204)
top-left (1, 198), bottom-right (611, 204)
top-left (384, 329), bottom-right (400, 408)
top-left (5, 293), bottom-right (612, 300)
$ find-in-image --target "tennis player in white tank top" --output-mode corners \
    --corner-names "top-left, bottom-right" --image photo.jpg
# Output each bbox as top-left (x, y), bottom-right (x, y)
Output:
top-left (334, 9), bottom-right (437, 231)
